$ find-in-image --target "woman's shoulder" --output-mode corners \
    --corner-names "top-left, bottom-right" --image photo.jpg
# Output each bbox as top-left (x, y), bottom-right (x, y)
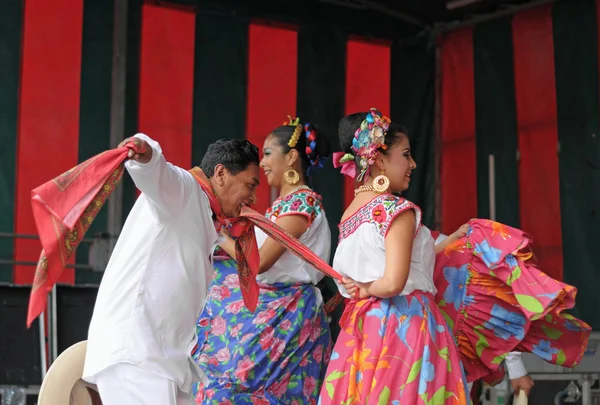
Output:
top-left (267, 189), bottom-right (324, 224)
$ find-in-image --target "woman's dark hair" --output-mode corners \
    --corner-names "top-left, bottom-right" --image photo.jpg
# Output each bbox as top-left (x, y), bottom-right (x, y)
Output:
top-left (338, 112), bottom-right (408, 155)
top-left (200, 138), bottom-right (260, 177)
top-left (270, 122), bottom-right (331, 176)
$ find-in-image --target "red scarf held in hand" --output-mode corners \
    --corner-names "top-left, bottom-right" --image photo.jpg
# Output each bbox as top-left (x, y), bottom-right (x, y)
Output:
top-left (27, 140), bottom-right (342, 327)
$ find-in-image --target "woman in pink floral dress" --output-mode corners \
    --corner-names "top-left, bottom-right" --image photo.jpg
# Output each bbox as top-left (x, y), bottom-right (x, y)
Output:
top-left (319, 109), bottom-right (470, 405)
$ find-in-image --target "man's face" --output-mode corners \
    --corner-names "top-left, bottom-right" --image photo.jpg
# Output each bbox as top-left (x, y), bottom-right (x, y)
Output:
top-left (216, 163), bottom-right (260, 217)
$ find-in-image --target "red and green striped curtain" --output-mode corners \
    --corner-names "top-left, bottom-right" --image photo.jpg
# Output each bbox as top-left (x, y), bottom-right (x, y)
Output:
top-left (0, 0), bottom-right (435, 292)
top-left (440, 0), bottom-right (600, 328)
top-left (2, 0), bottom-right (596, 333)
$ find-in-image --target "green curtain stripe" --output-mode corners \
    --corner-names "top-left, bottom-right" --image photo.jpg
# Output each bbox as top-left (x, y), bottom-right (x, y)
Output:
top-left (296, 22), bottom-right (346, 259)
top-left (473, 17), bottom-right (520, 228)
top-left (296, 22), bottom-right (347, 341)
top-left (0, 0), bottom-right (23, 283)
top-left (121, 0), bottom-right (143, 224)
top-left (391, 38), bottom-right (436, 228)
top-left (75, 0), bottom-right (115, 285)
top-left (553, 0), bottom-right (600, 328)
top-left (191, 10), bottom-right (249, 165)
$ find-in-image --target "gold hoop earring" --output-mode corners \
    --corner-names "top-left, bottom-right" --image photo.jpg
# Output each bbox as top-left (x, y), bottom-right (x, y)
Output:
top-left (372, 172), bottom-right (390, 193)
top-left (284, 168), bottom-right (300, 185)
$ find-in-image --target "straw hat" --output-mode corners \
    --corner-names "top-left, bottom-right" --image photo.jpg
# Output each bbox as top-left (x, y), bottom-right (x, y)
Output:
top-left (37, 340), bottom-right (102, 405)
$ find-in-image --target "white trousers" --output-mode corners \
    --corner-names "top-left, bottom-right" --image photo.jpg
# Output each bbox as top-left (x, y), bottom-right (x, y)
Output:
top-left (95, 364), bottom-right (195, 405)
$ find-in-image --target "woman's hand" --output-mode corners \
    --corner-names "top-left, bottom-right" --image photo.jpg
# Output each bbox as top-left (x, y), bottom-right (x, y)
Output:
top-left (217, 228), bottom-right (236, 259)
top-left (452, 222), bottom-right (470, 239)
top-left (342, 277), bottom-right (372, 300)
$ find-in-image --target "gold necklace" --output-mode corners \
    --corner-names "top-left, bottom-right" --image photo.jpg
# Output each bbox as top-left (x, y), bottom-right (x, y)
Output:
top-left (354, 184), bottom-right (376, 196)
top-left (284, 184), bottom-right (311, 197)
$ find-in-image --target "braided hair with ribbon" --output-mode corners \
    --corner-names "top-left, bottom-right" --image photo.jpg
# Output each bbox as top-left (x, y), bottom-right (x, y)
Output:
top-left (269, 116), bottom-right (331, 181)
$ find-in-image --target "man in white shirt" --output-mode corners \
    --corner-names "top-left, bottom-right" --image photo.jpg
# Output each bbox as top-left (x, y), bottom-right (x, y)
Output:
top-left (82, 134), bottom-right (260, 405)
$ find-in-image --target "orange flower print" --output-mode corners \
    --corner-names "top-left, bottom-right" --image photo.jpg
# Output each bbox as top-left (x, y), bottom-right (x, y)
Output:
top-left (488, 221), bottom-right (510, 240)
top-left (346, 347), bottom-right (374, 399)
top-left (372, 204), bottom-right (387, 224)
top-left (443, 239), bottom-right (465, 257)
top-left (306, 196), bottom-right (315, 206)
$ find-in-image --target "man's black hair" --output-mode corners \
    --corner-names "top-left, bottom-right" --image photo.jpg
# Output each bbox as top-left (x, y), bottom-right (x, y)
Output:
top-left (200, 139), bottom-right (260, 177)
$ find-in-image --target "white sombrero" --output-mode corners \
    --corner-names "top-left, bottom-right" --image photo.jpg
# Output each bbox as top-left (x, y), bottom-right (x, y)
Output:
top-left (37, 340), bottom-right (102, 405)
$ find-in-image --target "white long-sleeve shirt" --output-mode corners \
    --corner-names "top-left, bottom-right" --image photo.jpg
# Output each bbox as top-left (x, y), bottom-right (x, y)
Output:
top-left (83, 134), bottom-right (219, 392)
top-left (504, 352), bottom-right (527, 379)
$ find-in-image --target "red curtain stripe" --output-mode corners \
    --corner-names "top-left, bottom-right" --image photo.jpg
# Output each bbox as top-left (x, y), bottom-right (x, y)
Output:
top-left (138, 3), bottom-right (195, 170)
top-left (14, 0), bottom-right (84, 284)
top-left (246, 23), bottom-right (298, 214)
top-left (512, 6), bottom-right (563, 281)
top-left (439, 28), bottom-right (477, 236)
top-left (344, 39), bottom-right (391, 208)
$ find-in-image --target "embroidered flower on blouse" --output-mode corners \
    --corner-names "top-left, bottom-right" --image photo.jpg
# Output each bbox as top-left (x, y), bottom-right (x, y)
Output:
top-left (372, 204), bottom-right (387, 224)
top-left (291, 199), bottom-right (302, 211)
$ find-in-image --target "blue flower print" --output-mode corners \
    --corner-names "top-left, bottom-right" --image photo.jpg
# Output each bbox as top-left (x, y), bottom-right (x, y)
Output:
top-left (464, 295), bottom-right (476, 306)
top-left (532, 339), bottom-right (560, 361)
top-left (367, 298), bottom-right (395, 337)
top-left (474, 239), bottom-right (503, 268)
top-left (355, 370), bottom-right (363, 385)
top-left (422, 297), bottom-right (445, 344)
top-left (564, 319), bottom-right (583, 331)
top-left (483, 304), bottom-right (526, 340)
top-left (443, 264), bottom-right (469, 310)
top-left (393, 296), bottom-right (423, 352)
top-left (418, 346), bottom-right (435, 395)
top-left (536, 292), bottom-right (559, 300)
top-left (505, 254), bottom-right (518, 268)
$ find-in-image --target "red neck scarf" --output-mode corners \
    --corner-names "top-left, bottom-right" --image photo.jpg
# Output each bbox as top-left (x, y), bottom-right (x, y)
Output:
top-left (27, 141), bottom-right (341, 327)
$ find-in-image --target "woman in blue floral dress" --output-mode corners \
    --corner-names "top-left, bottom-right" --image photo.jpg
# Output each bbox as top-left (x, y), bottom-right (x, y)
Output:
top-left (192, 117), bottom-right (332, 405)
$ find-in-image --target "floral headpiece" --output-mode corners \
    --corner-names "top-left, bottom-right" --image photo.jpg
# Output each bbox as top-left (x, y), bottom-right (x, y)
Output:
top-left (333, 108), bottom-right (390, 181)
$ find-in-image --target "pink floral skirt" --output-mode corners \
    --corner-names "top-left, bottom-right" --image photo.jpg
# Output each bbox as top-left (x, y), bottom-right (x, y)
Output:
top-left (318, 291), bottom-right (469, 404)
top-left (433, 219), bottom-right (591, 383)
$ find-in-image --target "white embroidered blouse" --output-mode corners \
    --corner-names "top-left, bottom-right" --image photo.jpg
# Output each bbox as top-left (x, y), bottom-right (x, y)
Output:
top-left (333, 194), bottom-right (437, 298)
top-left (255, 190), bottom-right (331, 286)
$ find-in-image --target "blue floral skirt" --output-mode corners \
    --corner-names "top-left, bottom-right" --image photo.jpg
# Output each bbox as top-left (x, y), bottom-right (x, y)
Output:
top-left (192, 259), bottom-right (332, 405)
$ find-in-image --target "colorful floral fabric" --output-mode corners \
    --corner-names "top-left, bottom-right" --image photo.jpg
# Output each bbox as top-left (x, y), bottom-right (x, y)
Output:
top-left (266, 190), bottom-right (323, 226)
top-left (318, 292), bottom-right (469, 405)
top-left (338, 194), bottom-right (421, 239)
top-left (434, 219), bottom-right (591, 384)
top-left (192, 260), bottom-right (332, 405)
